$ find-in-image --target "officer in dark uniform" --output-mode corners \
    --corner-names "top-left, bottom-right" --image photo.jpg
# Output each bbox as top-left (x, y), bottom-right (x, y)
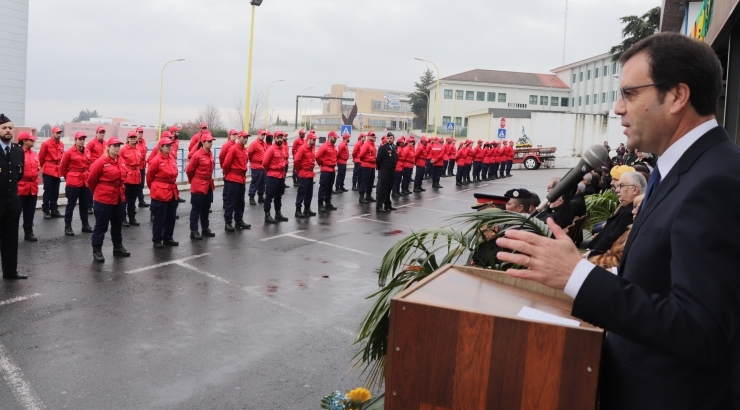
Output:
top-left (375, 132), bottom-right (398, 212)
top-left (0, 114), bottom-right (27, 279)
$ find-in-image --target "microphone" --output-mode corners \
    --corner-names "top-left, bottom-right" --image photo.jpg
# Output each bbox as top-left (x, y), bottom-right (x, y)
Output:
top-left (536, 144), bottom-right (609, 212)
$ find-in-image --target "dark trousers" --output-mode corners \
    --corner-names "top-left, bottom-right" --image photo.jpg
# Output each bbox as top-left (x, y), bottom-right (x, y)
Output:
top-left (377, 170), bottom-right (394, 208)
top-left (190, 189), bottom-right (213, 231)
top-left (222, 177), bottom-right (230, 205)
top-left (473, 161), bottom-right (482, 179)
top-left (392, 171), bottom-right (402, 192)
top-left (432, 165), bottom-right (444, 186)
top-left (86, 189), bottom-right (93, 211)
top-left (414, 165), bottom-right (425, 188)
top-left (150, 199), bottom-right (178, 242)
top-left (481, 163), bottom-right (489, 178)
top-left (125, 184), bottom-right (141, 217)
top-left (352, 162), bottom-right (362, 186)
top-left (466, 164), bottom-right (472, 181)
top-left (318, 171), bottom-right (335, 202)
top-left (248, 169), bottom-right (266, 197)
top-left (42, 174), bottom-right (60, 212)
top-left (506, 160), bottom-right (513, 175)
top-left (0, 197), bottom-right (21, 275)
top-left (424, 159), bottom-right (432, 177)
top-left (402, 168), bottom-right (413, 191)
top-left (500, 161), bottom-right (507, 177)
top-left (335, 163), bottom-right (347, 189)
top-left (18, 195), bottom-right (36, 230)
top-left (359, 166), bottom-right (375, 196)
top-left (491, 163), bottom-right (499, 179)
top-left (64, 186), bottom-right (90, 224)
top-left (442, 160), bottom-right (448, 174)
top-left (91, 200), bottom-right (125, 247)
top-left (456, 169), bottom-right (463, 185)
top-left (138, 169), bottom-right (146, 201)
top-left (296, 177), bottom-right (313, 208)
top-left (224, 181), bottom-right (246, 224)
top-left (264, 176), bottom-right (285, 212)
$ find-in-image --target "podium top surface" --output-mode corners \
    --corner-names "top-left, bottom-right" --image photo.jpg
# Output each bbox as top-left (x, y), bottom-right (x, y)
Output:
top-left (398, 265), bottom-right (601, 332)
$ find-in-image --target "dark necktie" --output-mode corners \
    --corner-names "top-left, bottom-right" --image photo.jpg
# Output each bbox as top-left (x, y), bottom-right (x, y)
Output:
top-left (4, 146), bottom-right (9, 158)
top-left (642, 165), bottom-right (661, 208)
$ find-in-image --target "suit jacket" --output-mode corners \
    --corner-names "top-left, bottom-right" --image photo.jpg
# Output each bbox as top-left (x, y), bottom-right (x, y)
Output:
top-left (572, 126), bottom-right (740, 409)
top-left (0, 142), bottom-right (24, 199)
top-left (588, 203), bottom-right (633, 253)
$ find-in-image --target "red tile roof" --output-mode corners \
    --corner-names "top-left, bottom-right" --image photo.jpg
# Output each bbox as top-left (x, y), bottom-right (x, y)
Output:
top-left (440, 69), bottom-right (569, 89)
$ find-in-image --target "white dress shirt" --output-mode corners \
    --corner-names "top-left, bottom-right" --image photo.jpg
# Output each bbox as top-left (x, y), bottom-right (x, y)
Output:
top-left (564, 119), bottom-right (719, 298)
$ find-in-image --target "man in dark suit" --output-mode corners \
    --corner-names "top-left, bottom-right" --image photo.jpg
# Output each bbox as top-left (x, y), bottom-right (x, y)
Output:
top-left (586, 171), bottom-right (644, 255)
top-left (496, 33), bottom-right (740, 409)
top-left (0, 114), bottom-right (28, 279)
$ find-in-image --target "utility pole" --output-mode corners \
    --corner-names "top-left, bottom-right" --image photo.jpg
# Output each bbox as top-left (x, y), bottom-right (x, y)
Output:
top-left (562, 0), bottom-right (569, 66)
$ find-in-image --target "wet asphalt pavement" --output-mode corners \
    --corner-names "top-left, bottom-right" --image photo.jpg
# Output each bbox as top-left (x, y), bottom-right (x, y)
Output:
top-left (0, 168), bottom-right (562, 409)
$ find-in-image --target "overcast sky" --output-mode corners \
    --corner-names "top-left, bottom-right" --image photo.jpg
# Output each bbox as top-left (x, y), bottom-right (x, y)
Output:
top-left (25, 0), bottom-right (659, 128)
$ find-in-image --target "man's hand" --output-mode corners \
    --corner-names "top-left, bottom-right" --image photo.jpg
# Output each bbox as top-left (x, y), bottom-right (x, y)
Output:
top-left (496, 218), bottom-right (583, 290)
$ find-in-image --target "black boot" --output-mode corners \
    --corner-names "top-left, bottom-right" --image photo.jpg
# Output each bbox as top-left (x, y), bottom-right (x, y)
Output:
top-left (153, 241), bottom-right (164, 249)
top-left (128, 215), bottom-right (140, 226)
top-left (24, 229), bottom-right (37, 242)
top-left (325, 201), bottom-right (338, 211)
top-left (318, 201), bottom-right (327, 213)
top-left (392, 191), bottom-right (400, 198)
top-left (366, 195), bottom-right (376, 202)
top-left (341, 187), bottom-right (348, 192)
top-left (202, 228), bottom-right (216, 237)
top-left (122, 216), bottom-right (130, 227)
top-left (235, 220), bottom-right (251, 229)
top-left (64, 222), bottom-right (74, 236)
top-left (113, 243), bottom-right (131, 257)
top-left (225, 223), bottom-right (235, 232)
top-left (257, 194), bottom-right (264, 204)
top-left (190, 230), bottom-right (203, 240)
top-left (81, 221), bottom-right (93, 233)
top-left (352, 183), bottom-right (359, 191)
top-left (51, 209), bottom-right (63, 218)
top-left (413, 186), bottom-right (422, 193)
top-left (87, 207), bottom-right (94, 214)
top-left (43, 211), bottom-right (51, 219)
top-left (178, 197), bottom-right (186, 203)
top-left (265, 211), bottom-right (277, 223)
top-left (359, 196), bottom-right (369, 204)
top-left (138, 199), bottom-right (149, 208)
top-left (163, 239), bottom-right (180, 246)
top-left (92, 246), bottom-right (105, 263)
top-left (295, 206), bottom-right (305, 218)
top-left (249, 196), bottom-right (257, 206)
top-left (275, 211), bottom-right (289, 222)
top-left (303, 207), bottom-right (317, 216)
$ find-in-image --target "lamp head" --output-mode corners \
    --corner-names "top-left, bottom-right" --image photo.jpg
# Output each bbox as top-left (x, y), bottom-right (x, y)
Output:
top-left (250, 0), bottom-right (263, 5)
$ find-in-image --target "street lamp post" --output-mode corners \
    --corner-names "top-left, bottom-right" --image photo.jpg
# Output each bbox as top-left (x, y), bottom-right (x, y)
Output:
top-left (243, 0), bottom-right (264, 133)
top-left (264, 79), bottom-right (284, 132)
top-left (415, 57), bottom-right (441, 138)
top-left (298, 86), bottom-right (314, 129)
top-left (157, 59), bottom-right (185, 139)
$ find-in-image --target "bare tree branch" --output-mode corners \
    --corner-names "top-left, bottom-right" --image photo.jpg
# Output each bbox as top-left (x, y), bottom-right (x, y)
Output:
top-left (229, 87), bottom-right (267, 133)
top-left (195, 103), bottom-right (225, 131)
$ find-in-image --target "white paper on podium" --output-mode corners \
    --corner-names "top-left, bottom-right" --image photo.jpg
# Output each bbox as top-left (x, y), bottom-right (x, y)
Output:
top-left (517, 306), bottom-right (580, 327)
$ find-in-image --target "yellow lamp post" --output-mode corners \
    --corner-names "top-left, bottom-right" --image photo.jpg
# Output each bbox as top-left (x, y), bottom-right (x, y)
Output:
top-left (264, 79), bottom-right (284, 131)
top-left (415, 57), bottom-right (441, 138)
top-left (243, 0), bottom-right (264, 132)
top-left (157, 59), bottom-right (185, 139)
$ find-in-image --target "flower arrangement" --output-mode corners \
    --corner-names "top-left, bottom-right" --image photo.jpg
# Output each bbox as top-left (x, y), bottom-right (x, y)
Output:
top-left (321, 387), bottom-right (372, 410)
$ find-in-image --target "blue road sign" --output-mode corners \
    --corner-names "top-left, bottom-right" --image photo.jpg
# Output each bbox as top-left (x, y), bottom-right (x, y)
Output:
top-left (497, 129), bottom-right (507, 139)
top-left (446, 122), bottom-right (455, 131)
top-left (341, 125), bottom-right (352, 137)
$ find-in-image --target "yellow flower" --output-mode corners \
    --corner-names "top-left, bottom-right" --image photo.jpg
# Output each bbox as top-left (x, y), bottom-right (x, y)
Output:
top-left (346, 387), bottom-right (372, 404)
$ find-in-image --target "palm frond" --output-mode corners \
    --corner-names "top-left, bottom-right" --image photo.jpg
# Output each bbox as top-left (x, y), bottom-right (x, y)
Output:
top-left (585, 191), bottom-right (619, 230)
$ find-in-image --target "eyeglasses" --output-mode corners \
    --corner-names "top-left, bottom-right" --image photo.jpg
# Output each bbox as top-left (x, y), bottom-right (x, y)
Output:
top-left (620, 83), bottom-right (662, 101)
top-left (616, 184), bottom-right (637, 190)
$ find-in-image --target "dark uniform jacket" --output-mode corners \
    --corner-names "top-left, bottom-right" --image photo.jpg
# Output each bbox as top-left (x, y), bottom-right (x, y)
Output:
top-left (587, 203), bottom-right (633, 253)
top-left (0, 142), bottom-right (24, 199)
top-left (376, 143), bottom-right (398, 171)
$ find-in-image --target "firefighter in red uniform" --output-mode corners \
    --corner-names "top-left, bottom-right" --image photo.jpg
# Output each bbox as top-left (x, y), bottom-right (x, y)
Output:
top-left (39, 125), bottom-right (64, 218)
top-left (491, 141), bottom-right (502, 180)
top-left (481, 142), bottom-right (492, 181)
top-left (60, 132), bottom-right (93, 236)
top-left (446, 137), bottom-right (457, 177)
top-left (17, 132), bottom-right (39, 242)
top-left (413, 136), bottom-right (428, 192)
top-left (316, 130), bottom-right (339, 212)
top-left (248, 130), bottom-right (267, 205)
top-left (219, 129), bottom-right (239, 209)
top-left (472, 140), bottom-right (484, 181)
top-left (351, 133), bottom-right (366, 191)
top-left (133, 127), bottom-right (149, 207)
top-left (463, 140), bottom-right (474, 183)
top-left (262, 132), bottom-right (289, 223)
top-left (455, 141), bottom-right (466, 186)
top-left (87, 138), bottom-right (130, 263)
top-left (334, 131), bottom-right (350, 193)
top-left (221, 131), bottom-right (252, 232)
top-left (276, 131), bottom-right (290, 189)
top-left (358, 131), bottom-right (377, 203)
top-left (430, 137), bottom-right (445, 188)
top-left (401, 136), bottom-right (415, 195)
top-left (291, 129), bottom-right (306, 186)
top-left (85, 126), bottom-right (107, 214)
top-left (186, 133), bottom-right (216, 239)
top-left (120, 131), bottom-right (143, 227)
top-left (504, 140), bottom-right (515, 177)
top-left (392, 137), bottom-right (406, 197)
top-left (146, 137), bottom-right (180, 248)
top-left (188, 123), bottom-right (208, 153)
top-left (294, 132), bottom-right (317, 218)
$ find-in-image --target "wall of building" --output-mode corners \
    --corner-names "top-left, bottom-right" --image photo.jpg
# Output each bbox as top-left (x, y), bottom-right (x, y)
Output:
top-left (553, 55), bottom-right (622, 115)
top-left (308, 84), bottom-right (413, 132)
top-left (0, 0), bottom-right (29, 125)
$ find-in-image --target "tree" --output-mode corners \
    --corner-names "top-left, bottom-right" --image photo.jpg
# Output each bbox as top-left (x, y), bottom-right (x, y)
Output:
top-left (609, 6), bottom-right (661, 62)
top-left (71, 109), bottom-right (101, 122)
top-left (196, 104), bottom-right (225, 132)
top-left (40, 123), bottom-right (51, 138)
top-left (409, 68), bottom-right (435, 130)
top-left (227, 88), bottom-right (266, 133)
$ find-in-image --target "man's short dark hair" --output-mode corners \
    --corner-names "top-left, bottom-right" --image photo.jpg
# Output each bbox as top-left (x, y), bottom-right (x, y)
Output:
top-left (530, 192), bottom-right (541, 208)
top-left (509, 197), bottom-right (531, 210)
top-left (619, 32), bottom-right (723, 116)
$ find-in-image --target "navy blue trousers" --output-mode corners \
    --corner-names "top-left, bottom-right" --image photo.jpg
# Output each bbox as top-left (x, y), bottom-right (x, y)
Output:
top-left (296, 177), bottom-right (313, 208)
top-left (447, 160), bottom-right (455, 175)
top-left (264, 176), bottom-right (285, 212)
top-left (359, 167), bottom-right (375, 196)
top-left (318, 171), bottom-right (335, 202)
top-left (150, 199), bottom-right (178, 242)
top-left (190, 189), bottom-right (213, 231)
top-left (473, 161), bottom-right (482, 180)
top-left (424, 159), bottom-right (432, 178)
top-left (91, 200), bottom-right (125, 247)
top-left (42, 174), bottom-right (60, 212)
top-left (64, 186), bottom-right (90, 224)
top-left (248, 169), bottom-right (266, 197)
top-left (224, 181), bottom-right (246, 224)
top-left (442, 160), bottom-right (448, 175)
top-left (392, 171), bottom-right (402, 192)
top-left (125, 183), bottom-right (141, 217)
top-left (0, 197), bottom-right (21, 275)
top-left (466, 164), bottom-right (472, 181)
top-left (490, 163), bottom-right (499, 179)
top-left (414, 165), bottom-right (425, 188)
top-left (138, 169), bottom-right (146, 201)
top-left (481, 163), bottom-right (489, 179)
top-left (500, 162), bottom-right (507, 177)
top-left (432, 166), bottom-right (444, 186)
top-left (401, 168), bottom-right (413, 191)
top-left (506, 160), bottom-right (513, 175)
top-left (18, 195), bottom-right (36, 230)
top-left (335, 163), bottom-right (347, 190)
top-left (352, 162), bottom-right (361, 187)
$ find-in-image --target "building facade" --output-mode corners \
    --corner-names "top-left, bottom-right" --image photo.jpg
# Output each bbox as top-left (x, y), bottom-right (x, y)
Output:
top-left (551, 54), bottom-right (622, 116)
top-left (0, 0), bottom-right (29, 125)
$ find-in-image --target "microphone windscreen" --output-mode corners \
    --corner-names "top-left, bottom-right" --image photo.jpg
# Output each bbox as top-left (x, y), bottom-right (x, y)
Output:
top-left (583, 144), bottom-right (609, 169)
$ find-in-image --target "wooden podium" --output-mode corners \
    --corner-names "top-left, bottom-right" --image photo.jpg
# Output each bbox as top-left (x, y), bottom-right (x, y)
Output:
top-left (384, 265), bottom-right (603, 410)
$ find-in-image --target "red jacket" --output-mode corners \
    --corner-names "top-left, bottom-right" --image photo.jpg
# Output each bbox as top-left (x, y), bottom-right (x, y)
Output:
top-left (186, 148), bottom-right (215, 194)
top-left (86, 138), bottom-right (106, 164)
top-left (87, 155), bottom-right (126, 205)
top-left (351, 141), bottom-right (363, 163)
top-left (282, 142), bottom-right (289, 164)
top-left (120, 144), bottom-right (142, 185)
top-left (189, 132), bottom-right (207, 152)
top-left (294, 144), bottom-right (316, 178)
top-left (263, 144), bottom-right (287, 178)
top-left (429, 143), bottom-right (445, 166)
top-left (473, 146), bottom-right (485, 161)
top-left (447, 143), bottom-right (457, 162)
top-left (247, 139), bottom-right (267, 170)
top-left (219, 139), bottom-right (237, 168)
top-left (60, 146), bottom-right (90, 188)
top-left (292, 136), bottom-right (305, 158)
top-left (336, 140), bottom-right (349, 165)
top-left (395, 146), bottom-right (405, 172)
top-left (38, 138), bottom-right (64, 178)
top-left (18, 148), bottom-right (39, 196)
top-left (464, 146), bottom-right (474, 165)
top-left (483, 147), bottom-right (492, 164)
top-left (136, 140), bottom-right (147, 169)
top-left (402, 145), bottom-right (415, 169)
top-left (456, 146), bottom-right (466, 166)
top-left (414, 144), bottom-right (428, 167)
top-left (146, 152), bottom-right (179, 201)
top-left (147, 139), bottom-right (179, 162)
top-left (359, 141), bottom-right (377, 168)
top-left (222, 143), bottom-right (248, 184)
top-left (315, 141), bottom-right (337, 172)
top-left (506, 145), bottom-right (515, 160)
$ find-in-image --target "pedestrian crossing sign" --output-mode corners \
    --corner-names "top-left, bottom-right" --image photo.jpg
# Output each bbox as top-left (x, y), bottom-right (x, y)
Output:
top-left (446, 122), bottom-right (455, 131)
top-left (341, 125), bottom-right (352, 137)
top-left (497, 129), bottom-right (506, 139)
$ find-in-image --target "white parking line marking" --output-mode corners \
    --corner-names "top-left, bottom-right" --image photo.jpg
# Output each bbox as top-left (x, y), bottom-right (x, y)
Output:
top-left (337, 214), bottom-right (371, 223)
top-left (0, 342), bottom-right (45, 410)
top-left (286, 234), bottom-right (375, 257)
top-left (460, 189), bottom-right (470, 192)
top-left (260, 230), bottom-right (307, 241)
top-left (0, 294), bottom-right (42, 307)
top-left (125, 253), bottom-right (211, 274)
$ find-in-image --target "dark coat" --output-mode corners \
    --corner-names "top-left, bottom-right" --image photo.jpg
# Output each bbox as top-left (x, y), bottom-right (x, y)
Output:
top-left (587, 203), bottom-right (633, 253)
top-left (0, 142), bottom-right (24, 199)
top-left (376, 143), bottom-right (398, 171)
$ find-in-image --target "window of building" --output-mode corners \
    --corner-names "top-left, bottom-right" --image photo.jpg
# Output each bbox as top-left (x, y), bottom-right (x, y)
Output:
top-left (464, 117), bottom-right (469, 127)
top-left (529, 95), bottom-right (538, 104)
top-left (508, 103), bottom-right (527, 108)
top-left (603, 65), bottom-right (608, 76)
top-left (563, 97), bottom-right (570, 107)
top-left (442, 116), bottom-right (451, 124)
top-left (465, 91), bottom-right (474, 100)
top-left (593, 94), bottom-right (598, 104)
top-left (572, 73), bottom-right (576, 83)
top-left (444, 89), bottom-right (452, 99)
top-left (455, 90), bottom-right (463, 100)
top-left (579, 72), bottom-right (583, 81)
top-left (602, 92), bottom-right (607, 103)
top-left (487, 92), bottom-right (496, 101)
top-left (540, 96), bottom-right (548, 105)
top-left (595, 68), bottom-right (599, 78)
top-left (612, 91), bottom-right (617, 102)
top-left (551, 97), bottom-right (559, 106)
top-left (369, 119), bottom-right (389, 127)
top-left (612, 62), bottom-right (617, 74)
top-left (476, 91), bottom-right (485, 101)
top-left (585, 95), bottom-right (590, 105)
top-left (578, 96), bottom-right (582, 106)
top-left (498, 93), bottom-right (506, 102)
top-left (455, 117), bottom-right (462, 126)
top-left (587, 70), bottom-right (591, 80)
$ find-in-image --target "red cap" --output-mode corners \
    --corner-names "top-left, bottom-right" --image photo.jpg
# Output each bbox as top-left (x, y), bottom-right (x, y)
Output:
top-left (161, 131), bottom-right (173, 139)
top-left (307, 133), bottom-right (318, 140)
top-left (298, 129), bottom-right (306, 135)
top-left (126, 131), bottom-right (137, 138)
top-left (420, 136), bottom-right (427, 142)
top-left (135, 127), bottom-right (144, 133)
top-left (200, 123), bottom-right (208, 129)
top-left (96, 126), bottom-right (106, 133)
top-left (159, 137), bottom-right (174, 145)
top-left (342, 133), bottom-right (350, 139)
top-left (238, 131), bottom-right (251, 138)
top-left (258, 129), bottom-right (266, 135)
top-left (228, 129), bottom-right (238, 135)
top-left (17, 132), bottom-right (35, 141)
top-left (169, 125), bottom-right (180, 133)
top-left (327, 131), bottom-right (338, 138)
top-left (397, 137), bottom-right (406, 144)
top-left (408, 136), bottom-right (415, 142)
top-left (266, 131), bottom-right (274, 137)
top-left (51, 126), bottom-right (62, 133)
top-left (106, 138), bottom-right (123, 147)
top-left (367, 131), bottom-right (376, 137)
top-left (74, 132), bottom-right (87, 139)
top-left (200, 133), bottom-right (214, 142)
top-left (478, 139), bottom-right (483, 143)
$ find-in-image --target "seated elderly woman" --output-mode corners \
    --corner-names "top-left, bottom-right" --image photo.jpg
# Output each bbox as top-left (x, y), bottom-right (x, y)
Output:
top-left (586, 171), bottom-right (646, 255)
top-left (590, 194), bottom-right (644, 269)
